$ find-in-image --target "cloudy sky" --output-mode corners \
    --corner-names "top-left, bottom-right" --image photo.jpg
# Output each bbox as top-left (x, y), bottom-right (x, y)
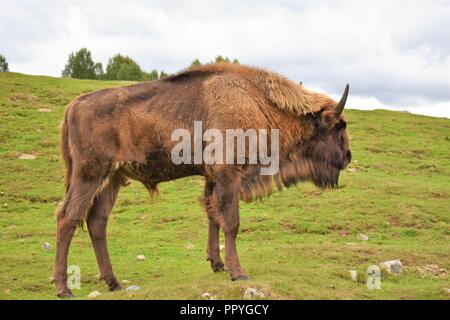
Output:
top-left (1, 0), bottom-right (450, 118)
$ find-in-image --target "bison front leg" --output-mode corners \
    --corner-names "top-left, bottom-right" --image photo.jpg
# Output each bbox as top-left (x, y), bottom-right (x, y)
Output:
top-left (214, 170), bottom-right (248, 281)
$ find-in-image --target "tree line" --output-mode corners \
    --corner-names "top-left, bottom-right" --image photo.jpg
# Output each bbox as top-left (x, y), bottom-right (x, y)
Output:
top-left (60, 48), bottom-right (239, 81)
top-left (0, 51), bottom-right (239, 81)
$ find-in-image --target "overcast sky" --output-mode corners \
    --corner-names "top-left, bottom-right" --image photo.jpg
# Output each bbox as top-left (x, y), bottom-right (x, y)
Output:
top-left (1, 0), bottom-right (450, 118)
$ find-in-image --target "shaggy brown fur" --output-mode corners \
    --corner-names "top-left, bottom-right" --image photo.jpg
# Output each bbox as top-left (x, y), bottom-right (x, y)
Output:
top-left (53, 63), bottom-right (351, 297)
top-left (175, 63), bottom-right (335, 115)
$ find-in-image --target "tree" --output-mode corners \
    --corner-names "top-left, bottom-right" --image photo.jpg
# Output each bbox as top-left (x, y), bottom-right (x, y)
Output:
top-left (62, 48), bottom-right (98, 79)
top-left (190, 58), bottom-right (201, 67)
top-left (94, 62), bottom-right (104, 79)
top-left (0, 54), bottom-right (9, 72)
top-left (159, 70), bottom-right (168, 79)
top-left (214, 55), bottom-right (230, 63)
top-left (210, 55), bottom-right (240, 64)
top-left (105, 54), bottom-right (144, 81)
top-left (142, 69), bottom-right (159, 81)
top-left (189, 56), bottom-right (239, 69)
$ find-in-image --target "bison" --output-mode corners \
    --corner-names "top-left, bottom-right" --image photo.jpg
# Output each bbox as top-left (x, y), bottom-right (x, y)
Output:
top-left (53, 63), bottom-right (351, 297)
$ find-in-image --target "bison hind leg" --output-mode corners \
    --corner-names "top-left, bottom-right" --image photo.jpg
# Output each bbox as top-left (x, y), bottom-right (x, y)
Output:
top-left (202, 179), bottom-right (226, 273)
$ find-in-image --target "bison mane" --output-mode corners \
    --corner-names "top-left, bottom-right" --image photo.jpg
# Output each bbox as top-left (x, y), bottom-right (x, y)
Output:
top-left (166, 63), bottom-right (335, 116)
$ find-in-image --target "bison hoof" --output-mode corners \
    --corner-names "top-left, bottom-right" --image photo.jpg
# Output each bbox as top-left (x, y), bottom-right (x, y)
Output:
top-left (231, 274), bottom-right (249, 281)
top-left (211, 261), bottom-right (225, 273)
top-left (57, 289), bottom-right (74, 298)
top-left (108, 281), bottom-right (123, 292)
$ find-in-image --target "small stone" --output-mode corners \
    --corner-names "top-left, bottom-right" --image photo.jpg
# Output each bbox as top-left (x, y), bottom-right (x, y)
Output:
top-left (125, 285), bottom-right (141, 291)
top-left (122, 280), bottom-right (131, 284)
top-left (380, 259), bottom-right (403, 275)
top-left (346, 167), bottom-right (357, 173)
top-left (201, 292), bottom-right (216, 300)
top-left (88, 291), bottom-right (102, 298)
top-left (136, 254), bottom-right (146, 261)
top-left (37, 108), bottom-right (52, 113)
top-left (18, 153), bottom-right (36, 160)
top-left (186, 243), bottom-right (195, 250)
top-left (243, 287), bottom-right (265, 300)
top-left (350, 270), bottom-right (358, 282)
top-left (357, 233), bottom-right (369, 241)
top-left (41, 242), bottom-right (51, 251)
top-left (219, 244), bottom-right (225, 251)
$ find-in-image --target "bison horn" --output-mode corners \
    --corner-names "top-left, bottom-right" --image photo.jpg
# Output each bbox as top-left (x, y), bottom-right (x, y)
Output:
top-left (335, 84), bottom-right (349, 115)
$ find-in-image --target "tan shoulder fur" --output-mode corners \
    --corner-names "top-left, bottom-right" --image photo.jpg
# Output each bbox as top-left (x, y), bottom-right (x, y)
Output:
top-left (172, 63), bottom-right (336, 116)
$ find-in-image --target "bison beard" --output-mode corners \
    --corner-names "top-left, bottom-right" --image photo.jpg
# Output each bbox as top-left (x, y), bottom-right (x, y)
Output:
top-left (52, 63), bottom-right (351, 297)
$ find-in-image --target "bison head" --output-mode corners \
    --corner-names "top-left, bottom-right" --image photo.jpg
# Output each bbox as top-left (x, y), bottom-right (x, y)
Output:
top-left (301, 84), bottom-right (351, 188)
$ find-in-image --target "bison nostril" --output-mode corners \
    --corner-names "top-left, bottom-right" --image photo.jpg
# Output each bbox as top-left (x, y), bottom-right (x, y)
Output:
top-left (347, 150), bottom-right (352, 162)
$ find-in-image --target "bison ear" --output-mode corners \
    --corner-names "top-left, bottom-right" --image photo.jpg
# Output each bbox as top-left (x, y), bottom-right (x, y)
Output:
top-left (319, 110), bottom-right (338, 129)
top-left (335, 84), bottom-right (349, 116)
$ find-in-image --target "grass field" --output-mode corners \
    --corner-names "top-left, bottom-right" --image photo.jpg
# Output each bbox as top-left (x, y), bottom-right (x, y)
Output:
top-left (0, 72), bottom-right (449, 300)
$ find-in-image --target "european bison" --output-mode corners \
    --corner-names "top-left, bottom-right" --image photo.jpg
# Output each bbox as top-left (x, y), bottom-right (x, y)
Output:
top-left (53, 63), bottom-right (351, 297)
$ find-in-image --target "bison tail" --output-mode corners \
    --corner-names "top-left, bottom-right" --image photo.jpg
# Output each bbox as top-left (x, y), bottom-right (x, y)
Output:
top-left (60, 109), bottom-right (72, 194)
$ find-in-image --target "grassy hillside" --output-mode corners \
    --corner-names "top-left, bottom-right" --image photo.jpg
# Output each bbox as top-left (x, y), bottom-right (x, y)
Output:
top-left (0, 72), bottom-right (449, 300)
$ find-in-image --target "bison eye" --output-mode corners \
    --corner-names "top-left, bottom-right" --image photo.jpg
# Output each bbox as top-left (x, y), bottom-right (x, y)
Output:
top-left (335, 120), bottom-right (346, 131)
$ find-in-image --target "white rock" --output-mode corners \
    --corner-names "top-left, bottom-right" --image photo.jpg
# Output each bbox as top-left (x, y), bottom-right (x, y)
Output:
top-left (88, 291), bottom-right (102, 298)
top-left (18, 153), bottom-right (36, 160)
top-left (41, 242), bottom-right (51, 251)
top-left (125, 285), bottom-right (141, 291)
top-left (347, 168), bottom-right (357, 173)
top-left (37, 108), bottom-right (52, 113)
top-left (186, 243), bottom-right (195, 250)
top-left (357, 233), bottom-right (369, 241)
top-left (380, 260), bottom-right (403, 275)
top-left (350, 270), bottom-right (358, 282)
top-left (136, 254), bottom-right (146, 261)
top-left (201, 292), bottom-right (216, 300)
top-left (243, 288), bottom-right (265, 300)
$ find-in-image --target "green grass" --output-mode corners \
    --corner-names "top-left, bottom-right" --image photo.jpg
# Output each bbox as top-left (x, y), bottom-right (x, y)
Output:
top-left (0, 72), bottom-right (449, 300)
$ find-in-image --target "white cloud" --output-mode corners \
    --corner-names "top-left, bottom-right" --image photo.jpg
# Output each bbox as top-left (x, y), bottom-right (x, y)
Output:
top-left (1, 0), bottom-right (449, 118)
